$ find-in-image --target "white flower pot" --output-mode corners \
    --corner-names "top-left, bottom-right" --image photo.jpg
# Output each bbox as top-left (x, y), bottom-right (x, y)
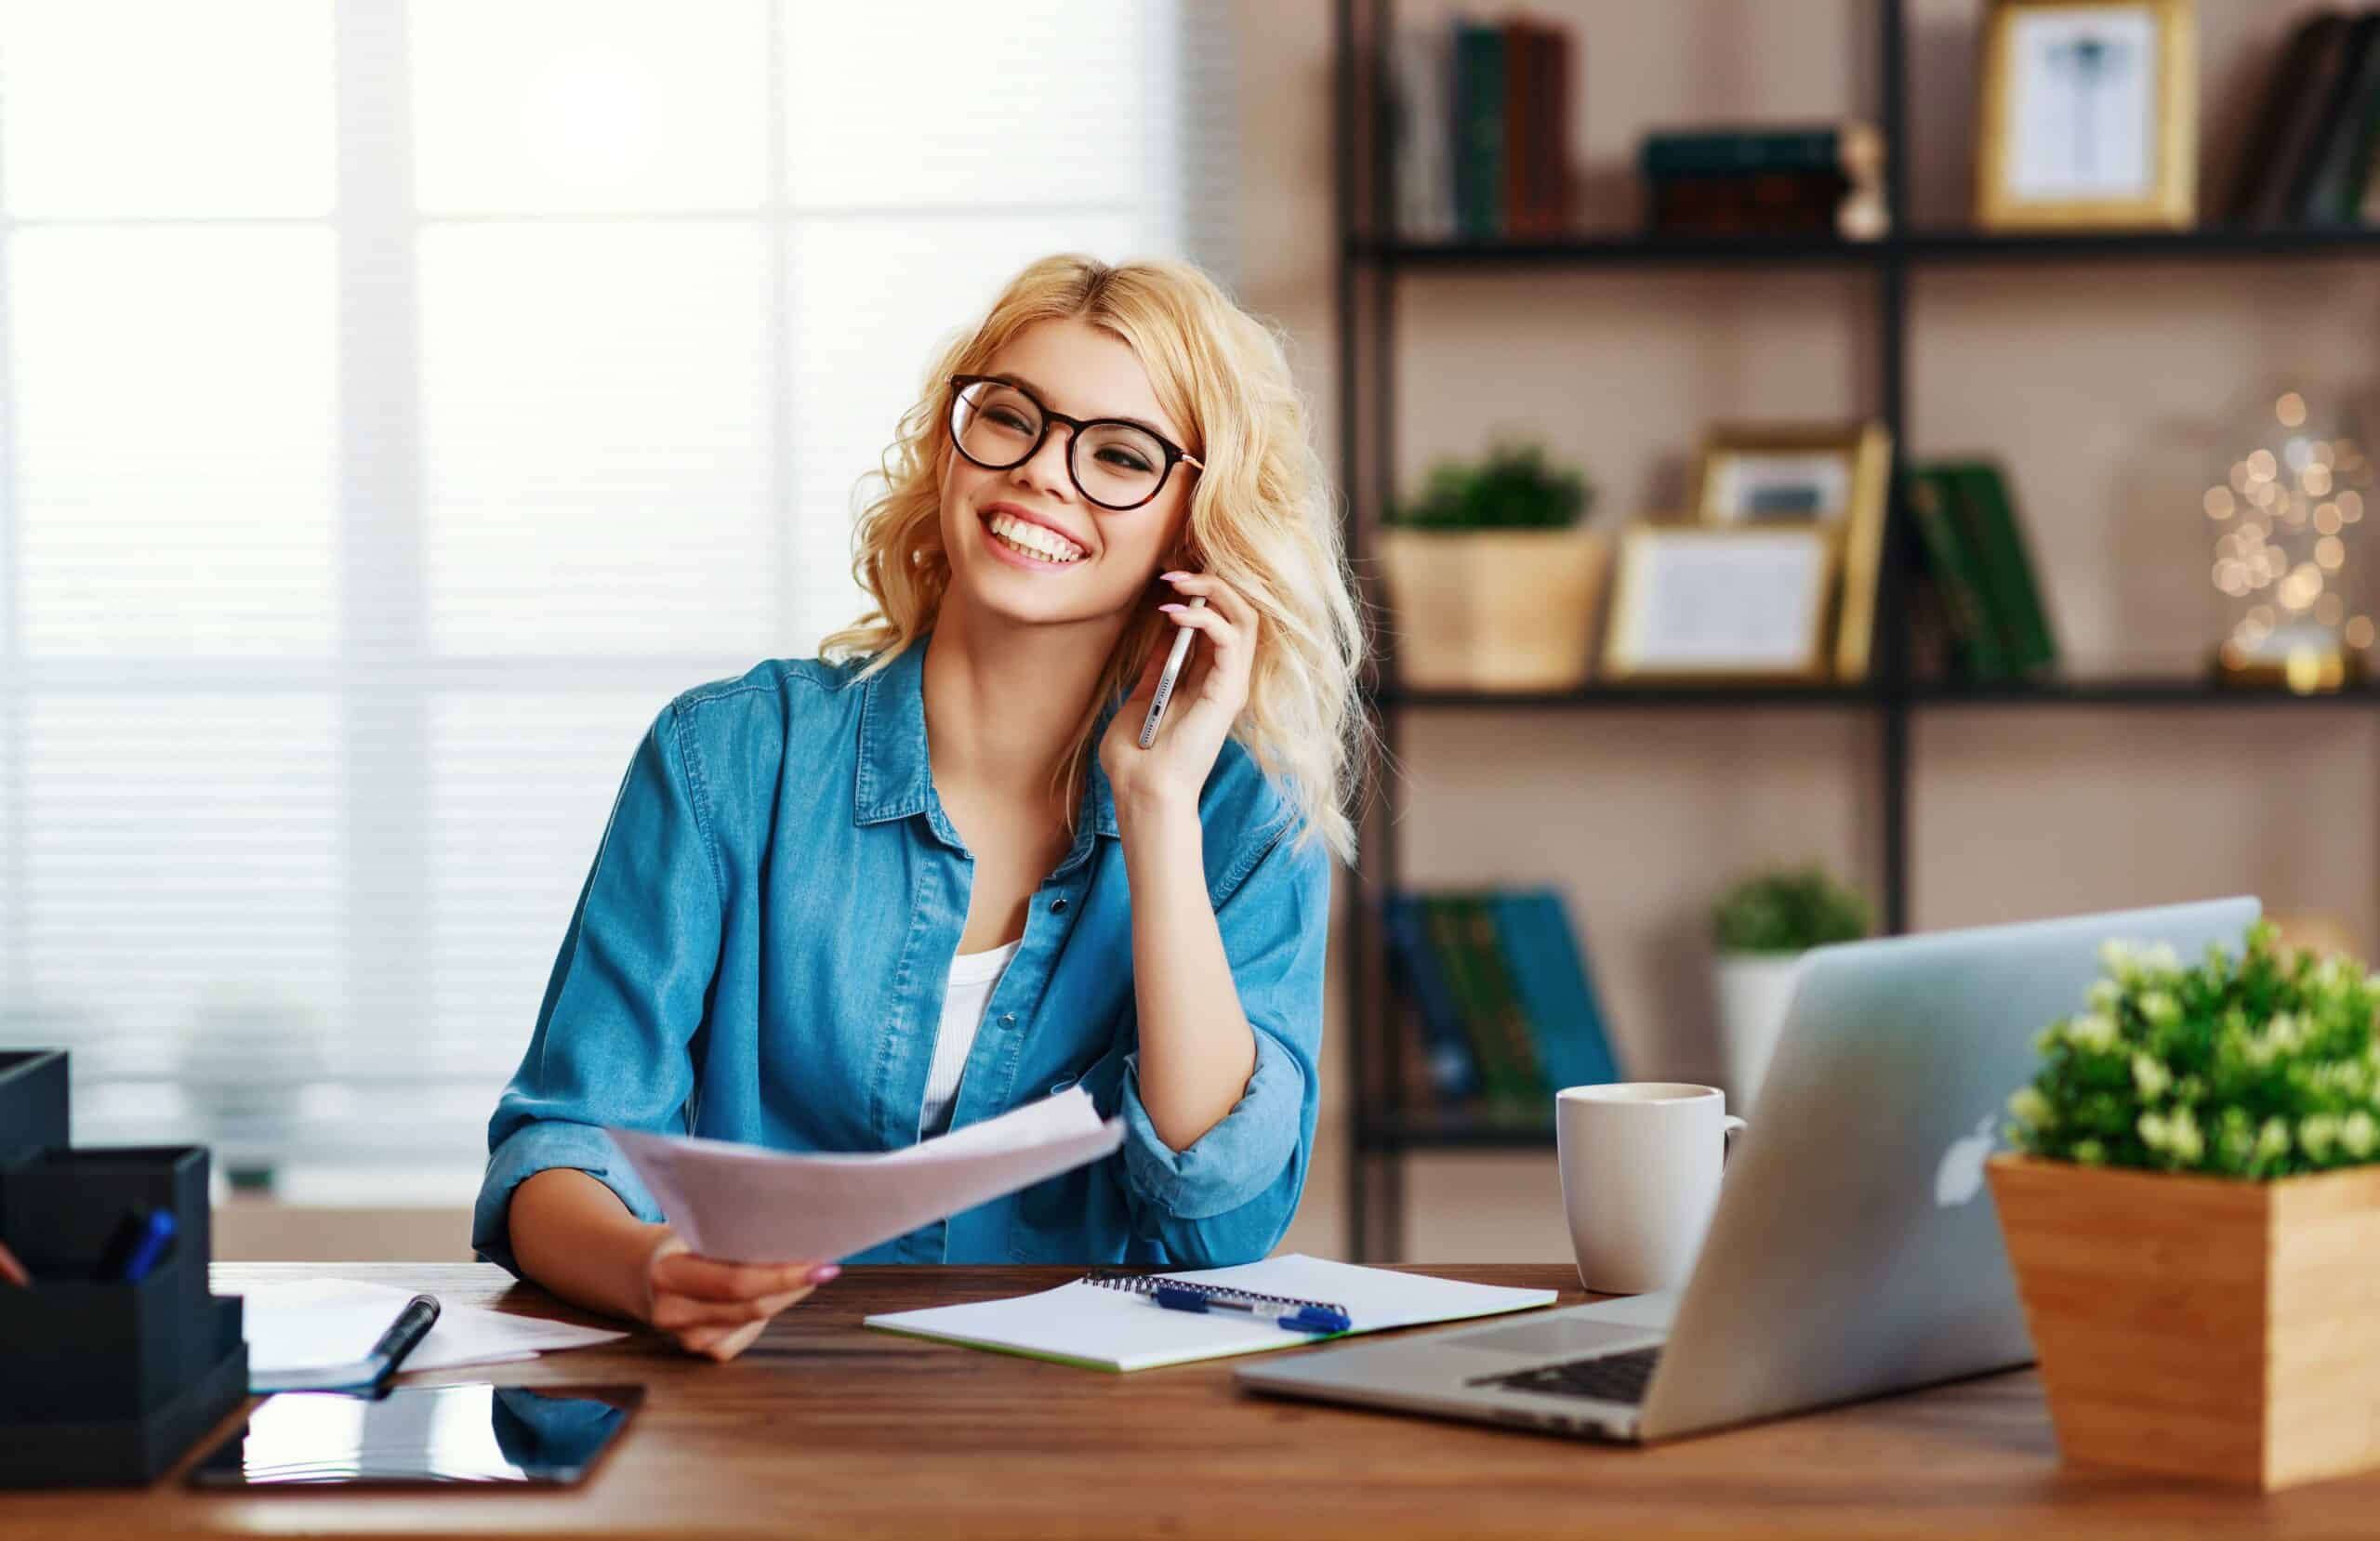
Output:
top-left (1712, 953), bottom-right (1805, 1116)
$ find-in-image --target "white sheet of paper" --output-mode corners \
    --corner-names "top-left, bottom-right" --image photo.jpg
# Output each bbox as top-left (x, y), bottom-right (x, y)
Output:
top-left (864, 1254), bottom-right (1561, 1372)
top-left (604, 1086), bottom-right (1125, 1265)
top-left (241, 1277), bottom-right (626, 1376)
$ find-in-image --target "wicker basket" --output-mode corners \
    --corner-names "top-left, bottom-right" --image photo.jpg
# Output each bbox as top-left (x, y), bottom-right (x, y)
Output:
top-left (1379, 527), bottom-right (1607, 692)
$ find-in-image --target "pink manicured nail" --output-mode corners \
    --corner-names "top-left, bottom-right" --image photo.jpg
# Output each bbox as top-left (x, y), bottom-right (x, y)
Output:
top-left (1160, 571), bottom-right (1190, 582)
top-left (810, 1263), bottom-right (841, 1284)
top-left (1158, 603), bottom-right (1185, 613)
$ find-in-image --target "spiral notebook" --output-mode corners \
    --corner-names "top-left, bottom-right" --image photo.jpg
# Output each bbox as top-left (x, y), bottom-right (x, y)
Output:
top-left (862, 1254), bottom-right (1557, 1372)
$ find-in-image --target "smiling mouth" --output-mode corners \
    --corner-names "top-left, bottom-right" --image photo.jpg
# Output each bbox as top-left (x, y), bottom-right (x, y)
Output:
top-left (982, 509), bottom-right (1087, 565)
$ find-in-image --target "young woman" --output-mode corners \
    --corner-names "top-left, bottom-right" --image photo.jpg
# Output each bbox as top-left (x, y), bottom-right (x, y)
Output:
top-left (471, 254), bottom-right (1367, 1360)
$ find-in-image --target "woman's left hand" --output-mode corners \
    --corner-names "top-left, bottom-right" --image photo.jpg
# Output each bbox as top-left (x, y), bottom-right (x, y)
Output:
top-left (1099, 570), bottom-right (1258, 817)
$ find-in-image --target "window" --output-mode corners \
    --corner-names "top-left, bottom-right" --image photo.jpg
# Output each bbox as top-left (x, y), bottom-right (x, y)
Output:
top-left (0, 0), bottom-right (1235, 1200)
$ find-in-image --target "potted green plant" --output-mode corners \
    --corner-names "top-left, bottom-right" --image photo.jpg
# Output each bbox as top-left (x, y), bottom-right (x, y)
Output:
top-left (1992, 919), bottom-right (2380, 1490)
top-left (1709, 864), bottom-right (1871, 1113)
top-left (1380, 441), bottom-right (1603, 691)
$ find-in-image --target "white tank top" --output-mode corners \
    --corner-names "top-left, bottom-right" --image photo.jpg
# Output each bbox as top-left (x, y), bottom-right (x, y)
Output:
top-left (920, 939), bottom-right (1022, 1139)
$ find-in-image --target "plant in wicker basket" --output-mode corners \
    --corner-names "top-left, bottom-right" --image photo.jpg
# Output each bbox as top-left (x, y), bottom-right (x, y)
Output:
top-left (1379, 441), bottom-right (1606, 693)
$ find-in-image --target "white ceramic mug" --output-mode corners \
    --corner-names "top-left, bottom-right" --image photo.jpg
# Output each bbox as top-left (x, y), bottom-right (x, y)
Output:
top-left (1556, 1082), bottom-right (1746, 1295)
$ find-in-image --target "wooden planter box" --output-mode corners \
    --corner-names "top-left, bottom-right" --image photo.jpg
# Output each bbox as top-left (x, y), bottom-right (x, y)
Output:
top-left (1379, 527), bottom-right (1607, 692)
top-left (1988, 1152), bottom-right (2380, 1491)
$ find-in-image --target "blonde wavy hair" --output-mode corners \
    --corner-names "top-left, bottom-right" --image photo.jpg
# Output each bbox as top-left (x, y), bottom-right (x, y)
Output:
top-left (818, 253), bottom-right (1368, 864)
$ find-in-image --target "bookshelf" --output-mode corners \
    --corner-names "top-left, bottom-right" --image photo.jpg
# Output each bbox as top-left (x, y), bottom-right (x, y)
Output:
top-left (1332, 0), bottom-right (2380, 1260)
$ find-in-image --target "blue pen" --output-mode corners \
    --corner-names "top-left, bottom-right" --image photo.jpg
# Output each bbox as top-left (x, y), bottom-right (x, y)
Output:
top-left (97, 1208), bottom-right (177, 1283)
top-left (1150, 1284), bottom-right (1352, 1335)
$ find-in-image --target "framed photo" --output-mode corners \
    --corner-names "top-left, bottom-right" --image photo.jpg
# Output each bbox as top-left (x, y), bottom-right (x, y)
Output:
top-left (1692, 422), bottom-right (1892, 680)
top-left (1975, 0), bottom-right (2197, 230)
top-left (1602, 526), bottom-right (1840, 684)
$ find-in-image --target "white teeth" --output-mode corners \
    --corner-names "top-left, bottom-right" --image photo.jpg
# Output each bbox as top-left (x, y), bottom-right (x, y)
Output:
top-left (986, 512), bottom-right (1083, 563)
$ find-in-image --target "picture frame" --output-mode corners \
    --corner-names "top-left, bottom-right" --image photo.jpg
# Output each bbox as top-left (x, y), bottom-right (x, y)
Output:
top-left (1974, 0), bottom-right (2197, 230)
top-left (1691, 422), bottom-right (1892, 680)
top-left (1601, 525), bottom-right (1841, 684)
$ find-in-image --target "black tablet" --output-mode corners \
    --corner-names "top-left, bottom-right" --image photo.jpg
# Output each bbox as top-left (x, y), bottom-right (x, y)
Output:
top-left (188, 1382), bottom-right (643, 1489)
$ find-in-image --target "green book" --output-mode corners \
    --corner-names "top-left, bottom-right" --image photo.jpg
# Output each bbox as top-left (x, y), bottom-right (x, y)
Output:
top-left (1453, 20), bottom-right (1506, 238)
top-left (1639, 125), bottom-right (1865, 178)
top-left (1421, 894), bottom-right (1526, 1124)
top-left (1906, 466), bottom-right (2009, 681)
top-left (2293, 14), bottom-right (2380, 224)
top-left (1944, 462), bottom-right (2057, 676)
top-left (1461, 895), bottom-right (1549, 1118)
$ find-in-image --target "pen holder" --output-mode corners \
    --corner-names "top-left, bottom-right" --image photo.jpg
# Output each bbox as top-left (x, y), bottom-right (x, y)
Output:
top-left (0, 1051), bottom-right (250, 1488)
top-left (0, 1049), bottom-right (70, 1164)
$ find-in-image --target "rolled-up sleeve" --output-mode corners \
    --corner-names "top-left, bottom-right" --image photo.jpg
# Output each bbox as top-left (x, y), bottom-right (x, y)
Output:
top-left (470, 700), bottom-right (724, 1278)
top-left (1117, 823), bottom-right (1329, 1265)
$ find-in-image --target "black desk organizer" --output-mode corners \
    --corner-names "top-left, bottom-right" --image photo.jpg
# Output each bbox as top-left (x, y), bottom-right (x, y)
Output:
top-left (0, 1048), bottom-right (250, 1487)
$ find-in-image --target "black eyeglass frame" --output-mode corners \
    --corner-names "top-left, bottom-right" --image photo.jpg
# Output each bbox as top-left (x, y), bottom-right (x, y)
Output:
top-left (946, 373), bottom-right (1204, 511)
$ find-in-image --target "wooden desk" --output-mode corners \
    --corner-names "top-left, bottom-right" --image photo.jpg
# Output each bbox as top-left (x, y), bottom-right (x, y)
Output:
top-left (9, 1261), bottom-right (2378, 1539)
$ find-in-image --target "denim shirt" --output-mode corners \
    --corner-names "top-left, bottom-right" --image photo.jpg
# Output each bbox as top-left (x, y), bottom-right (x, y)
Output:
top-left (470, 633), bottom-right (1330, 1273)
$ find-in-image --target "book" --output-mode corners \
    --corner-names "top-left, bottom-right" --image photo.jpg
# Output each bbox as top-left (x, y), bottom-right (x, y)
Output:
top-left (1646, 169), bottom-right (1851, 235)
top-left (2300, 14), bottom-right (2380, 224)
top-left (1943, 462), bottom-right (2057, 677)
top-left (1388, 28), bottom-right (1457, 239)
top-left (1461, 894), bottom-right (1551, 1116)
top-left (1906, 466), bottom-right (2010, 680)
top-left (1640, 123), bottom-right (1884, 181)
top-left (1382, 892), bottom-right (1480, 1101)
top-left (1534, 20), bottom-right (1575, 234)
top-left (2235, 13), bottom-right (2358, 227)
top-left (1422, 893), bottom-right (1538, 1124)
top-left (862, 1254), bottom-right (1558, 1373)
top-left (1502, 18), bottom-right (1535, 238)
top-left (1452, 20), bottom-right (1506, 238)
top-left (2226, 12), bottom-right (2341, 223)
top-left (1492, 890), bottom-right (1620, 1093)
top-left (1420, 894), bottom-right (1514, 1117)
top-left (1641, 123), bottom-right (1884, 240)
top-left (2287, 13), bottom-right (2380, 224)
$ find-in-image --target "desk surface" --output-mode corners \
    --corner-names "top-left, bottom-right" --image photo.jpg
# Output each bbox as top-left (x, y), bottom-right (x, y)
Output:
top-left (10, 1261), bottom-right (2379, 1539)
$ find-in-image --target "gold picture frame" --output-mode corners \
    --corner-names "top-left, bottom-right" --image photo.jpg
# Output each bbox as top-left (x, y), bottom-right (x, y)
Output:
top-left (1691, 421), bottom-right (1892, 681)
top-left (1975, 0), bottom-right (2197, 230)
top-left (1602, 524), bottom-right (1841, 685)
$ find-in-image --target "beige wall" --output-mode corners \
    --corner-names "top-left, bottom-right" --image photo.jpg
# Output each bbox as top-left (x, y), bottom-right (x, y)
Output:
top-left (1256, 0), bottom-right (2380, 1264)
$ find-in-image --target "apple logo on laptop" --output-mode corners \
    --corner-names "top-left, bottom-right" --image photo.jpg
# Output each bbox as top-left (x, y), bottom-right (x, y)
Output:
top-left (1934, 1113), bottom-right (1998, 1209)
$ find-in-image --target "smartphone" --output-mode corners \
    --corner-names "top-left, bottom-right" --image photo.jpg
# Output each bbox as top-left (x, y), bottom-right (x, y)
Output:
top-left (1138, 595), bottom-right (1206, 749)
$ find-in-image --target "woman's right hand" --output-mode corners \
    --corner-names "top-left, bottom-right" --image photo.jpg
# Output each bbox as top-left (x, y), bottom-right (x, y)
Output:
top-left (640, 1234), bottom-right (841, 1362)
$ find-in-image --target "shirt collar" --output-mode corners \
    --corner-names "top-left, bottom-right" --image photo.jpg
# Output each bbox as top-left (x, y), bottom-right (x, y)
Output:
top-left (854, 632), bottom-right (1123, 849)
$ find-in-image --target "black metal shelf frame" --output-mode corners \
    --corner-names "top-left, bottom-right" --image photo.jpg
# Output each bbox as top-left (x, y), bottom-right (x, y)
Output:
top-left (1353, 225), bottom-right (2380, 270)
top-left (1377, 681), bottom-right (2380, 710)
top-left (1334, 0), bottom-right (2380, 1260)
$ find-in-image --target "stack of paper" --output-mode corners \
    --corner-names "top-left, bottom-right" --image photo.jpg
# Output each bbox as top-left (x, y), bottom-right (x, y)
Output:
top-left (605, 1087), bottom-right (1123, 1265)
top-left (242, 1277), bottom-right (627, 1386)
top-left (865, 1254), bottom-right (1559, 1372)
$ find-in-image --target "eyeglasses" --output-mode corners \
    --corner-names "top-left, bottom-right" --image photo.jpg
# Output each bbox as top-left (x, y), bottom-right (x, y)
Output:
top-left (947, 374), bottom-right (1202, 512)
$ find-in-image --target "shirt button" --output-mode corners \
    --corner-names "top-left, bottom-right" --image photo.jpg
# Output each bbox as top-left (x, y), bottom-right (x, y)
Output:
top-left (1050, 896), bottom-right (1068, 914)
top-left (999, 1013), bottom-right (1016, 1027)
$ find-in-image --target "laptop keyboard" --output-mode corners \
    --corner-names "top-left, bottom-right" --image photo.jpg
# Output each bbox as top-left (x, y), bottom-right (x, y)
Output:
top-left (1471, 1345), bottom-right (1664, 1405)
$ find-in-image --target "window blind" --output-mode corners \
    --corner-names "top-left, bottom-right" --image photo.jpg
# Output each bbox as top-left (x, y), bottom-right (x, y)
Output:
top-left (0, 0), bottom-right (1237, 1194)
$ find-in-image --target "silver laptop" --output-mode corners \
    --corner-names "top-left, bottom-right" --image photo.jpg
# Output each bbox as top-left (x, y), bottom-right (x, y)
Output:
top-left (1239, 897), bottom-right (2260, 1442)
